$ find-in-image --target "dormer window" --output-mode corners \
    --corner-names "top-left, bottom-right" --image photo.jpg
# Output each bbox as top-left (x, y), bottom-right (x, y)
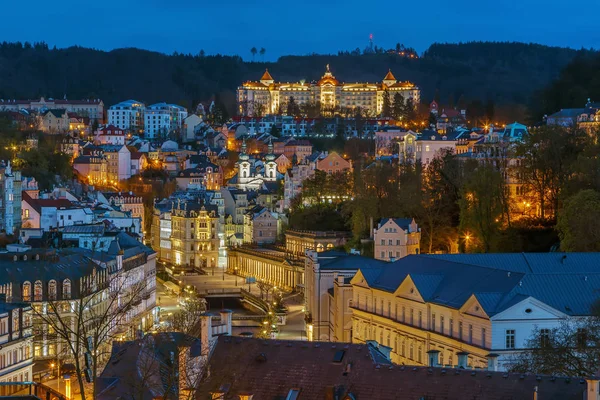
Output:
top-left (63, 279), bottom-right (71, 299)
top-left (34, 281), bottom-right (43, 301)
top-left (22, 281), bottom-right (31, 301)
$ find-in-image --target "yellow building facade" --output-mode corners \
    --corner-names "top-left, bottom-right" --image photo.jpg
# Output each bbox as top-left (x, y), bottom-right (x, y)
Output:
top-left (169, 202), bottom-right (220, 271)
top-left (238, 66), bottom-right (420, 117)
top-left (351, 272), bottom-right (491, 368)
top-left (350, 269), bottom-right (491, 369)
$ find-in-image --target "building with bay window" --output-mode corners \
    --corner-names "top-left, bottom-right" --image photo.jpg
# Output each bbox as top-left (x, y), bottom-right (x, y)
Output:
top-left (0, 299), bottom-right (33, 396)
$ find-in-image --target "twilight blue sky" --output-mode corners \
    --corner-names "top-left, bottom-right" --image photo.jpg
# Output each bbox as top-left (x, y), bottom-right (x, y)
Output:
top-left (1, 0), bottom-right (598, 60)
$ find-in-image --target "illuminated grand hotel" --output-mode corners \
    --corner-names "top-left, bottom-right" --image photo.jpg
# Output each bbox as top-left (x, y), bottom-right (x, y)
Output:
top-left (237, 65), bottom-right (420, 116)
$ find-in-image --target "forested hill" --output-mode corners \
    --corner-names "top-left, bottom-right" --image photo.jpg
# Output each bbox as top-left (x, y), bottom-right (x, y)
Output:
top-left (530, 52), bottom-right (600, 120)
top-left (0, 41), bottom-right (590, 116)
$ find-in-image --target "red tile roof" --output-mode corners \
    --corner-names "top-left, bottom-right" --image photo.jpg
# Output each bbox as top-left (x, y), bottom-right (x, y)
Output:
top-left (261, 69), bottom-right (274, 81)
top-left (383, 69), bottom-right (396, 81)
top-left (22, 191), bottom-right (73, 214)
top-left (198, 337), bottom-right (584, 400)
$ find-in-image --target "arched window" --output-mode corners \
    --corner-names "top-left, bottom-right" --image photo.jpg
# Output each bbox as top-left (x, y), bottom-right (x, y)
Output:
top-left (417, 346), bottom-right (423, 364)
top-left (48, 280), bottom-right (57, 300)
top-left (242, 170), bottom-right (247, 178)
top-left (34, 281), bottom-right (43, 301)
top-left (63, 279), bottom-right (71, 300)
top-left (22, 282), bottom-right (31, 301)
top-left (316, 243), bottom-right (324, 252)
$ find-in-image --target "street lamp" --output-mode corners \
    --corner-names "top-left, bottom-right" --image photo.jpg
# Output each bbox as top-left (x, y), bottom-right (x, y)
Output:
top-left (50, 361), bottom-right (61, 392)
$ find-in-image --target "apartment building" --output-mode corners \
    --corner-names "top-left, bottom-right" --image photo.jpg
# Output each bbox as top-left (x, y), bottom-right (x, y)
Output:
top-left (107, 100), bottom-right (145, 132)
top-left (144, 103), bottom-right (188, 139)
top-left (0, 299), bottom-right (33, 396)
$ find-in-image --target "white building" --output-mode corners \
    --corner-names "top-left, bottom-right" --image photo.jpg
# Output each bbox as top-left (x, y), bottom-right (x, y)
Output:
top-left (283, 161), bottom-right (315, 210)
top-left (229, 139), bottom-right (278, 190)
top-left (21, 192), bottom-right (93, 230)
top-left (182, 114), bottom-right (203, 143)
top-left (0, 97), bottom-right (104, 122)
top-left (107, 100), bottom-right (145, 132)
top-left (95, 125), bottom-right (126, 145)
top-left (99, 144), bottom-right (132, 182)
top-left (144, 103), bottom-right (188, 139)
top-left (0, 300), bottom-right (33, 396)
top-left (399, 130), bottom-right (458, 167)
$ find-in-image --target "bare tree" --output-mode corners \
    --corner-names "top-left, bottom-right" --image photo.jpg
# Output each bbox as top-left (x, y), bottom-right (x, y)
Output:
top-left (109, 333), bottom-right (205, 400)
top-left (163, 296), bottom-right (207, 336)
top-left (509, 317), bottom-right (600, 376)
top-left (256, 281), bottom-right (271, 300)
top-left (33, 255), bottom-right (150, 399)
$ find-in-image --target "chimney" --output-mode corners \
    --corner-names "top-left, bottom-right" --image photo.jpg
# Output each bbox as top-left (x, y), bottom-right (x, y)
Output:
top-left (586, 378), bottom-right (599, 400)
top-left (457, 351), bottom-right (469, 369)
top-left (486, 353), bottom-right (499, 372)
top-left (369, 217), bottom-right (374, 239)
top-left (337, 274), bottom-right (345, 285)
top-left (427, 350), bottom-right (440, 367)
top-left (200, 312), bottom-right (214, 357)
top-left (219, 309), bottom-right (233, 336)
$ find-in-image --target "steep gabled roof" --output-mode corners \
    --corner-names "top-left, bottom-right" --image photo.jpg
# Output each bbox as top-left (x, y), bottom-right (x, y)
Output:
top-left (260, 69), bottom-right (274, 81)
top-left (383, 69), bottom-right (396, 81)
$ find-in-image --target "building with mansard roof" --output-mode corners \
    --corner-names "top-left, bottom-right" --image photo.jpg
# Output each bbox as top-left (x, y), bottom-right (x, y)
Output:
top-left (237, 65), bottom-right (420, 117)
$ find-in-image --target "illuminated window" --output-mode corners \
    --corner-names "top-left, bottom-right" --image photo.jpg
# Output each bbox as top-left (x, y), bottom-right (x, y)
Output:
top-left (33, 281), bottom-right (42, 301)
top-left (22, 282), bottom-right (31, 301)
top-left (62, 279), bottom-right (71, 300)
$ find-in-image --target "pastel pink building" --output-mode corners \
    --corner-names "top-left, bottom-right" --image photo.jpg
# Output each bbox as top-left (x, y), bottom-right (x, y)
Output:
top-left (374, 218), bottom-right (421, 261)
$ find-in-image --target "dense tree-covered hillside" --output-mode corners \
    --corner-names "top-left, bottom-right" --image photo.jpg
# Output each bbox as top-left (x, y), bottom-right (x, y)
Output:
top-left (0, 41), bottom-right (591, 119)
top-left (530, 52), bottom-right (600, 120)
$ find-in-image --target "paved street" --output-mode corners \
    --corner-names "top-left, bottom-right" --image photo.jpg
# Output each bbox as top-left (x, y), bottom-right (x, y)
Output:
top-left (178, 270), bottom-right (261, 296)
top-left (175, 270), bottom-right (307, 341)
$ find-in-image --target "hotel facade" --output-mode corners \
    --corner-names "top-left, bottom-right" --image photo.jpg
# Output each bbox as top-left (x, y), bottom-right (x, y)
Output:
top-left (237, 66), bottom-right (420, 117)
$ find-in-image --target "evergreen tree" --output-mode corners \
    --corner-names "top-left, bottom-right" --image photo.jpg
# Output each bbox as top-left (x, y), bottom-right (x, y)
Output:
top-left (381, 90), bottom-right (392, 118)
top-left (392, 93), bottom-right (404, 120)
top-left (403, 98), bottom-right (417, 122)
top-left (286, 96), bottom-right (300, 117)
top-left (270, 124), bottom-right (280, 138)
top-left (211, 94), bottom-right (230, 125)
top-left (428, 112), bottom-right (437, 127)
